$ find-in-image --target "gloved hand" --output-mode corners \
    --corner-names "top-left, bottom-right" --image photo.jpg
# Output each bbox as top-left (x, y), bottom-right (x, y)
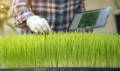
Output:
top-left (27, 15), bottom-right (51, 33)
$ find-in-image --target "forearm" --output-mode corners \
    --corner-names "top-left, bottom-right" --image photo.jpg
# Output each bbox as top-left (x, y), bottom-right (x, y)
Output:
top-left (11, 0), bottom-right (34, 24)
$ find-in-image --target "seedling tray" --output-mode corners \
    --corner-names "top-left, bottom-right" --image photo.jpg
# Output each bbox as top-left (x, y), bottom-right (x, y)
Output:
top-left (0, 67), bottom-right (120, 71)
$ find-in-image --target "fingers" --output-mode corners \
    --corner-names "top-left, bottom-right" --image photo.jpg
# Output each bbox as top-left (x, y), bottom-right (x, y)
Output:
top-left (32, 21), bottom-right (51, 33)
top-left (36, 23), bottom-right (44, 33)
top-left (29, 23), bottom-right (42, 33)
top-left (27, 16), bottom-right (52, 33)
top-left (31, 27), bottom-right (38, 33)
top-left (33, 29), bottom-right (39, 33)
top-left (40, 18), bottom-right (52, 33)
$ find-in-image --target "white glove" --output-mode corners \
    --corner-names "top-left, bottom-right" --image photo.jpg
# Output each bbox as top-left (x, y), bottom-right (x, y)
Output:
top-left (27, 15), bottom-right (51, 33)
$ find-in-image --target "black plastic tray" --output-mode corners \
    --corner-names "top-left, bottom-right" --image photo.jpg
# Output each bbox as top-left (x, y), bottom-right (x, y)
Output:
top-left (0, 67), bottom-right (120, 71)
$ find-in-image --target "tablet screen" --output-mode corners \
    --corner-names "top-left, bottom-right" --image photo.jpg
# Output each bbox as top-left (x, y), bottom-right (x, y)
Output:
top-left (78, 10), bottom-right (100, 28)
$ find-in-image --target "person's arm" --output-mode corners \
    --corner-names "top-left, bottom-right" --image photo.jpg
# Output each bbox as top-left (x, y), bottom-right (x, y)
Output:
top-left (11, 0), bottom-right (34, 24)
top-left (11, 0), bottom-right (51, 33)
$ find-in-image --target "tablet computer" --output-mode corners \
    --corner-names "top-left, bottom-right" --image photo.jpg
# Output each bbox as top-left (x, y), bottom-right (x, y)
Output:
top-left (68, 7), bottom-right (111, 31)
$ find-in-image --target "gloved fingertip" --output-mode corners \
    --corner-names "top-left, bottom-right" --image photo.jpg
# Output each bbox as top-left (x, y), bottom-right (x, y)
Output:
top-left (33, 29), bottom-right (39, 33)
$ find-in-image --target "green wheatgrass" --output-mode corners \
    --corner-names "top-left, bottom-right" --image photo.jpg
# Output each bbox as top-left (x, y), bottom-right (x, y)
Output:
top-left (0, 33), bottom-right (120, 68)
